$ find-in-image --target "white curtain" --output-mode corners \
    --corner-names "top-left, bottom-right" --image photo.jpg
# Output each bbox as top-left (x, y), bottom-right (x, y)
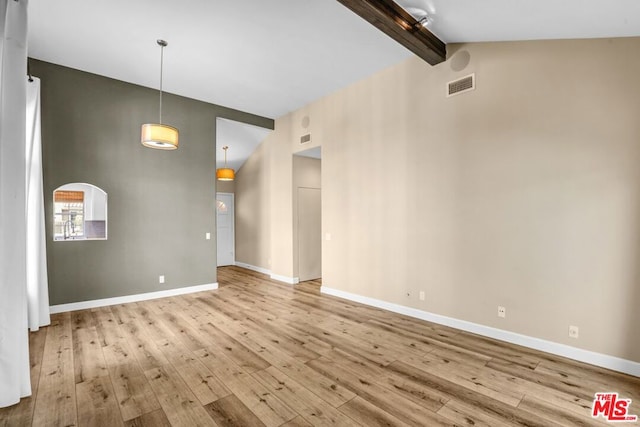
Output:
top-left (26, 76), bottom-right (50, 332)
top-left (0, 0), bottom-right (32, 408)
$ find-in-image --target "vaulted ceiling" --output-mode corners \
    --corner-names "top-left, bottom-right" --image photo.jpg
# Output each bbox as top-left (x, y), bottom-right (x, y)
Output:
top-left (28, 1), bottom-right (640, 171)
top-left (29, 0), bottom-right (640, 120)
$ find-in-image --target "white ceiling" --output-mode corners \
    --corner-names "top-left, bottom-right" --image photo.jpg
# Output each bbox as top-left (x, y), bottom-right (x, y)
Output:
top-left (216, 118), bottom-right (271, 172)
top-left (28, 0), bottom-right (412, 120)
top-left (28, 0), bottom-right (640, 168)
top-left (397, 0), bottom-right (640, 43)
top-left (28, 1), bottom-right (640, 120)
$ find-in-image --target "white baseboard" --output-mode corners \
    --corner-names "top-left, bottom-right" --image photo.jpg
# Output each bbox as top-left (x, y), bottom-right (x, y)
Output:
top-left (270, 273), bottom-right (299, 285)
top-left (321, 286), bottom-right (640, 378)
top-left (50, 283), bottom-right (218, 314)
top-left (233, 262), bottom-right (299, 285)
top-left (235, 262), bottom-right (271, 275)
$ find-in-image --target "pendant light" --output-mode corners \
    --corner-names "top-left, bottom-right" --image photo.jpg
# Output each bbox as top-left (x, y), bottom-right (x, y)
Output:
top-left (141, 39), bottom-right (179, 150)
top-left (216, 146), bottom-right (235, 181)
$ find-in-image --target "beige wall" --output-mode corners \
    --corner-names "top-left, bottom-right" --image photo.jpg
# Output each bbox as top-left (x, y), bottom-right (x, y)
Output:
top-left (234, 115), bottom-right (299, 278)
top-left (235, 141), bottom-right (271, 269)
top-left (235, 123), bottom-right (322, 281)
top-left (238, 37), bottom-right (640, 362)
top-left (321, 37), bottom-right (640, 362)
top-left (268, 114), bottom-right (296, 278)
top-left (312, 38), bottom-right (640, 361)
top-left (293, 156), bottom-right (321, 189)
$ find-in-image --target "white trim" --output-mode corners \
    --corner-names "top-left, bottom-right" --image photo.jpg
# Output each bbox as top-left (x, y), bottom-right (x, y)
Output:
top-left (235, 262), bottom-right (271, 276)
top-left (321, 286), bottom-right (640, 377)
top-left (270, 273), bottom-right (300, 285)
top-left (233, 262), bottom-right (299, 284)
top-left (50, 283), bottom-right (218, 314)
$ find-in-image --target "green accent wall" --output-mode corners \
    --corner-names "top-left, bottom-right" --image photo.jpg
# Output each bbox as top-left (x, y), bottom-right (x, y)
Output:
top-left (31, 59), bottom-right (273, 305)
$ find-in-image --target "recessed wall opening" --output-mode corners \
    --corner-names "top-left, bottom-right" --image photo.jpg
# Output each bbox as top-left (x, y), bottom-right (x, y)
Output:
top-left (53, 183), bottom-right (107, 241)
top-left (294, 146), bottom-right (322, 283)
top-left (215, 118), bottom-right (272, 269)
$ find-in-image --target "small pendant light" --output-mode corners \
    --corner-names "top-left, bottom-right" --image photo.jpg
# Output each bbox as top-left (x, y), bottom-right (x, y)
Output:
top-left (216, 146), bottom-right (235, 181)
top-left (141, 39), bottom-right (179, 150)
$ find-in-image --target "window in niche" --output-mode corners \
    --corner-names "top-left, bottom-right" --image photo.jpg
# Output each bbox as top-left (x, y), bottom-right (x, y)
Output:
top-left (53, 183), bottom-right (107, 241)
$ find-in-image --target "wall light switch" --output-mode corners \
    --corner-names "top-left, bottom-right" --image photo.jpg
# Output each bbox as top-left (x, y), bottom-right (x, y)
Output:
top-left (205, 232), bottom-right (211, 240)
top-left (159, 275), bottom-right (165, 284)
top-left (325, 233), bottom-right (332, 241)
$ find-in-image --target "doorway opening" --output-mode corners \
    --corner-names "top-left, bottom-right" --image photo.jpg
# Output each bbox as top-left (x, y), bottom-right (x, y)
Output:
top-left (294, 147), bottom-right (321, 283)
top-left (216, 192), bottom-right (235, 267)
top-left (214, 117), bottom-right (272, 272)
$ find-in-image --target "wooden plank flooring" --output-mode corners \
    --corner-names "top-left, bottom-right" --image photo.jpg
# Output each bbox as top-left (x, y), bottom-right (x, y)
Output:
top-left (2, 266), bottom-right (639, 426)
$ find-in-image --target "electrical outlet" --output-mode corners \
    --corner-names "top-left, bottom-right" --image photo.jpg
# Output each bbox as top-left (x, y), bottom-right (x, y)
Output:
top-left (205, 232), bottom-right (211, 240)
top-left (159, 275), bottom-right (165, 284)
top-left (419, 291), bottom-right (425, 301)
top-left (569, 325), bottom-right (579, 339)
top-left (498, 306), bottom-right (506, 318)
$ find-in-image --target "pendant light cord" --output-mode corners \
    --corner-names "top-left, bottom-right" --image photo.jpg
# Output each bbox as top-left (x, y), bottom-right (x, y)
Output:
top-left (159, 43), bottom-right (164, 124)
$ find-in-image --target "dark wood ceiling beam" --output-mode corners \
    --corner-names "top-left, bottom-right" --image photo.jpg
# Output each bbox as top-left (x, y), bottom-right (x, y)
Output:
top-left (337, 0), bottom-right (446, 65)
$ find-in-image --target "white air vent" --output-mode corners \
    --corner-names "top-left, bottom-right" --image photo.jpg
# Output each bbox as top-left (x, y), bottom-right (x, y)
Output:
top-left (300, 134), bottom-right (311, 144)
top-left (447, 73), bottom-right (475, 97)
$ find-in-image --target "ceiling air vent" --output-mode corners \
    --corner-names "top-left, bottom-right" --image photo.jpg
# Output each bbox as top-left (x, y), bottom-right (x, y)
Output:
top-left (447, 73), bottom-right (475, 97)
top-left (300, 134), bottom-right (311, 144)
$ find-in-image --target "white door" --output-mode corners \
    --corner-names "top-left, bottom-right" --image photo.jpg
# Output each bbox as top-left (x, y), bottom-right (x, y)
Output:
top-left (298, 187), bottom-right (322, 281)
top-left (216, 192), bottom-right (235, 266)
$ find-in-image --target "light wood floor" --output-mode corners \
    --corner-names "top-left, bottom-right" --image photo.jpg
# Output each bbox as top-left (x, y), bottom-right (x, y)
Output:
top-left (1, 266), bottom-right (639, 426)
